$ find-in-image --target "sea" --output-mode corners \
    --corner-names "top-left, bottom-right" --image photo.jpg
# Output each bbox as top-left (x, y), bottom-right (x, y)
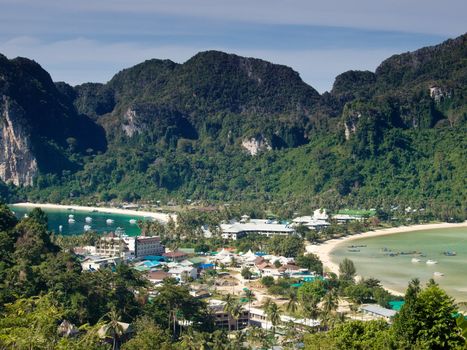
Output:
top-left (9, 206), bottom-right (149, 236)
top-left (330, 227), bottom-right (467, 302)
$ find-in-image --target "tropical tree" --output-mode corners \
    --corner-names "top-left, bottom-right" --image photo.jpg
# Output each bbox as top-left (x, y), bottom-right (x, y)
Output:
top-left (223, 294), bottom-right (238, 331)
top-left (286, 290), bottom-right (299, 315)
top-left (265, 301), bottom-right (281, 335)
top-left (244, 289), bottom-right (256, 315)
top-left (338, 258), bottom-right (356, 282)
top-left (102, 308), bottom-right (125, 350)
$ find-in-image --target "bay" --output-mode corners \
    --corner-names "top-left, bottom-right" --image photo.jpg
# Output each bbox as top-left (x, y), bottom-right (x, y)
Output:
top-left (330, 227), bottom-right (467, 302)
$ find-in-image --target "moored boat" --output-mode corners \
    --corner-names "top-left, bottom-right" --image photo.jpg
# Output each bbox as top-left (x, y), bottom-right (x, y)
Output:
top-left (426, 259), bottom-right (438, 265)
top-left (84, 225), bottom-right (91, 231)
top-left (433, 271), bottom-right (444, 277)
top-left (85, 217), bottom-right (93, 223)
top-left (68, 218), bottom-right (75, 224)
top-left (129, 219), bottom-right (137, 224)
top-left (106, 219), bottom-right (114, 225)
top-left (411, 258), bottom-right (421, 263)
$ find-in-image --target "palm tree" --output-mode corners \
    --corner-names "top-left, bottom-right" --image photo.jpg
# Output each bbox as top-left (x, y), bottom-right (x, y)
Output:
top-left (244, 289), bottom-right (256, 317)
top-left (265, 301), bottom-right (281, 335)
top-left (223, 294), bottom-right (237, 331)
top-left (103, 308), bottom-right (124, 350)
top-left (286, 290), bottom-right (299, 315)
top-left (231, 302), bottom-right (243, 331)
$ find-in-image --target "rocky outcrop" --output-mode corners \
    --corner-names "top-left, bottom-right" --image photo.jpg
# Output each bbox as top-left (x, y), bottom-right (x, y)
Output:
top-left (122, 107), bottom-right (146, 137)
top-left (0, 97), bottom-right (37, 186)
top-left (242, 135), bottom-right (272, 155)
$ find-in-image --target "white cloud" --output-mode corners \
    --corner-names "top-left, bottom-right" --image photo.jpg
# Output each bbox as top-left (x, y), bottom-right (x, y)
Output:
top-left (8, 0), bottom-right (465, 36)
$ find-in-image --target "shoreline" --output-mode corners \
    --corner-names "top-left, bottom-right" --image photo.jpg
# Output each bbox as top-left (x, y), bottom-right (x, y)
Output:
top-left (10, 202), bottom-right (176, 223)
top-left (306, 222), bottom-right (467, 296)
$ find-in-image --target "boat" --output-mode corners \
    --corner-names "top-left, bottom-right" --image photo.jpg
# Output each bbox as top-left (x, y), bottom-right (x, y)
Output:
top-left (348, 249), bottom-right (360, 252)
top-left (85, 217), bottom-right (93, 223)
top-left (433, 272), bottom-right (444, 277)
top-left (426, 260), bottom-right (438, 265)
top-left (24, 214), bottom-right (29, 218)
top-left (68, 218), bottom-right (76, 224)
top-left (106, 219), bottom-right (114, 225)
top-left (411, 258), bottom-right (421, 263)
top-left (129, 219), bottom-right (137, 224)
top-left (443, 251), bottom-right (456, 256)
top-left (59, 225), bottom-right (63, 232)
top-left (84, 225), bottom-right (91, 231)
top-left (68, 214), bottom-right (74, 219)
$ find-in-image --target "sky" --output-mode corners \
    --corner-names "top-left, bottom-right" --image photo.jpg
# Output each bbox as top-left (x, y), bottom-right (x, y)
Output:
top-left (0, 0), bottom-right (465, 92)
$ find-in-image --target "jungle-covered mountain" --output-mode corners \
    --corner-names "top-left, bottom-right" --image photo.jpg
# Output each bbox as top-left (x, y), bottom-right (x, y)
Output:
top-left (0, 34), bottom-right (466, 217)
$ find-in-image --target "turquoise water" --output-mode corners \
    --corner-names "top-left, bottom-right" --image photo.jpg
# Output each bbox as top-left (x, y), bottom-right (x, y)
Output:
top-left (330, 227), bottom-right (467, 302)
top-left (9, 206), bottom-right (149, 236)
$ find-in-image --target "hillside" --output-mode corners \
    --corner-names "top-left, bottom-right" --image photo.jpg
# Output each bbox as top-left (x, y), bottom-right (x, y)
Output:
top-left (0, 34), bottom-right (466, 216)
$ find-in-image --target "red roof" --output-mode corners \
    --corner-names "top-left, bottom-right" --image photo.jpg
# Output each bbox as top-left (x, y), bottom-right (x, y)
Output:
top-left (147, 271), bottom-right (170, 281)
top-left (163, 251), bottom-right (187, 258)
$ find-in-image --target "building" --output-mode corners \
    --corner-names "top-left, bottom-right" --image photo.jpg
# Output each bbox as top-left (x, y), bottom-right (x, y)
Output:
top-left (220, 219), bottom-right (295, 240)
top-left (168, 266), bottom-right (198, 281)
top-left (292, 209), bottom-right (330, 230)
top-left (163, 250), bottom-right (188, 261)
top-left (81, 256), bottom-right (120, 271)
top-left (146, 270), bottom-right (171, 285)
top-left (208, 299), bottom-right (249, 330)
top-left (134, 236), bottom-right (165, 258)
top-left (249, 307), bottom-right (320, 330)
top-left (360, 304), bottom-right (397, 322)
top-left (95, 232), bottom-right (129, 258)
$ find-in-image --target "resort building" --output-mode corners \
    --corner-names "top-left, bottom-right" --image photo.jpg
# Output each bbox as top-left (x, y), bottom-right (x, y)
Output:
top-left (220, 219), bottom-right (295, 240)
top-left (208, 299), bottom-right (249, 330)
top-left (249, 307), bottom-right (320, 330)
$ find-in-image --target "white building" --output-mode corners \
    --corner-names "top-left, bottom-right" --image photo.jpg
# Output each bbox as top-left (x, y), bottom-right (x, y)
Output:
top-left (220, 219), bottom-right (295, 240)
top-left (81, 256), bottom-right (120, 271)
top-left (292, 209), bottom-right (330, 230)
top-left (249, 307), bottom-right (320, 330)
top-left (134, 236), bottom-right (165, 257)
top-left (168, 266), bottom-right (198, 281)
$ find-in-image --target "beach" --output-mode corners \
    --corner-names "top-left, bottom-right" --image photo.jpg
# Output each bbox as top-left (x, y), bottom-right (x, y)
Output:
top-left (10, 202), bottom-right (177, 223)
top-left (306, 222), bottom-right (467, 296)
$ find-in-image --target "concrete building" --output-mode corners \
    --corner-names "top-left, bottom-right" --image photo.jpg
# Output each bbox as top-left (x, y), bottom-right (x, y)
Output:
top-left (249, 307), bottom-right (320, 330)
top-left (220, 219), bottom-right (295, 240)
top-left (360, 304), bottom-right (397, 322)
top-left (208, 299), bottom-right (249, 330)
top-left (81, 256), bottom-right (120, 271)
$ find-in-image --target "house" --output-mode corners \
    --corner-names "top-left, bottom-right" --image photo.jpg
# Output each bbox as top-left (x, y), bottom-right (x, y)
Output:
top-left (168, 265), bottom-right (198, 281)
top-left (146, 270), bottom-right (171, 285)
top-left (134, 236), bottom-right (165, 257)
top-left (163, 251), bottom-right (188, 262)
top-left (360, 304), bottom-right (397, 322)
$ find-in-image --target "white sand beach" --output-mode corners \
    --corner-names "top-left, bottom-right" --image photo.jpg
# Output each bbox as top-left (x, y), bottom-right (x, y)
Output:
top-left (306, 222), bottom-right (467, 296)
top-left (10, 202), bottom-right (177, 223)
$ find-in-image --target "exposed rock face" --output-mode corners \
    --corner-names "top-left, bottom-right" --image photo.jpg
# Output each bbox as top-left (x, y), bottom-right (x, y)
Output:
top-left (242, 136), bottom-right (272, 155)
top-left (122, 108), bottom-right (145, 137)
top-left (344, 113), bottom-right (361, 140)
top-left (0, 97), bottom-right (37, 186)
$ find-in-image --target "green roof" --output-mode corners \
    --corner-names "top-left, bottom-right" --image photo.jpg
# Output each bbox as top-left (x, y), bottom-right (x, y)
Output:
top-left (133, 266), bottom-right (150, 272)
top-left (178, 248), bottom-right (195, 254)
top-left (389, 300), bottom-right (405, 311)
top-left (188, 257), bottom-right (205, 265)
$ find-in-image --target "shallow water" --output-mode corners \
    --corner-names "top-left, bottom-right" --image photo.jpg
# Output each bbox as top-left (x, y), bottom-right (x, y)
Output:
top-left (9, 206), bottom-right (149, 236)
top-left (330, 227), bottom-right (467, 301)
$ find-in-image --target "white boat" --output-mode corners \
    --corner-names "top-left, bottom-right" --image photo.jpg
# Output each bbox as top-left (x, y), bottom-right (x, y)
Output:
top-left (433, 271), bottom-right (444, 277)
top-left (106, 219), bottom-right (114, 225)
top-left (85, 217), bottom-right (93, 223)
top-left (84, 225), bottom-right (91, 231)
top-left (59, 225), bottom-right (63, 232)
top-left (129, 219), bottom-right (137, 224)
top-left (426, 259), bottom-right (438, 265)
top-left (68, 218), bottom-right (76, 224)
top-left (68, 214), bottom-right (74, 219)
top-left (24, 214), bottom-right (29, 218)
top-left (411, 258), bottom-right (421, 263)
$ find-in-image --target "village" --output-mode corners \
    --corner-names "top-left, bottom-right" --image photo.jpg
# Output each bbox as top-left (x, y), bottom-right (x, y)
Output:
top-left (74, 208), bottom-right (400, 339)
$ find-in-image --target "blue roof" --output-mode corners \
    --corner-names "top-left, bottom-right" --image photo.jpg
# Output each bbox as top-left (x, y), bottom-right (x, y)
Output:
top-left (199, 263), bottom-right (215, 269)
top-left (143, 261), bottom-right (161, 268)
top-left (143, 255), bottom-right (166, 261)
